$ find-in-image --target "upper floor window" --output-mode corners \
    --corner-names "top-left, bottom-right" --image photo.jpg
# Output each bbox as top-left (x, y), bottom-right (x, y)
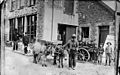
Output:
top-left (54, 0), bottom-right (63, 8)
top-left (11, 0), bottom-right (16, 11)
top-left (19, 0), bottom-right (25, 9)
top-left (64, 0), bottom-right (74, 15)
top-left (27, 0), bottom-right (36, 6)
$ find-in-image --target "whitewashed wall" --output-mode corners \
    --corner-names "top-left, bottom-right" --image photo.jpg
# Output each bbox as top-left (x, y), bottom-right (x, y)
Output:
top-left (43, 1), bottom-right (78, 41)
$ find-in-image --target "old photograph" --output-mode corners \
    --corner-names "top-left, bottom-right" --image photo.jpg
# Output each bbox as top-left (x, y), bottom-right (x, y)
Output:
top-left (0, 0), bottom-right (120, 75)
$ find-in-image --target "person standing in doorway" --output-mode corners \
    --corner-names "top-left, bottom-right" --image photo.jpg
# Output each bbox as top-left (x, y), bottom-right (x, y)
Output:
top-left (12, 29), bottom-right (19, 51)
top-left (23, 32), bottom-right (29, 54)
top-left (57, 31), bottom-right (61, 41)
top-left (105, 42), bottom-right (112, 66)
top-left (63, 34), bottom-right (79, 70)
top-left (62, 31), bottom-right (66, 45)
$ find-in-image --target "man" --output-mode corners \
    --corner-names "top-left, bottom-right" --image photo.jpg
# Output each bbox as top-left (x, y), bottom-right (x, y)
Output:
top-left (23, 32), bottom-right (29, 54)
top-left (12, 29), bottom-right (19, 51)
top-left (105, 42), bottom-right (112, 66)
top-left (63, 34), bottom-right (79, 70)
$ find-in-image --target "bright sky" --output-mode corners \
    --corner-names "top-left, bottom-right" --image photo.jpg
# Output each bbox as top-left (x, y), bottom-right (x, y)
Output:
top-left (103, 1), bottom-right (115, 11)
top-left (0, 0), bottom-right (3, 3)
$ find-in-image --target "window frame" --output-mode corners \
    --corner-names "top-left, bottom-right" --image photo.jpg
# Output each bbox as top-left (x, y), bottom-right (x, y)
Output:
top-left (81, 27), bottom-right (89, 38)
top-left (26, 14), bottom-right (37, 42)
top-left (17, 17), bottom-right (25, 38)
top-left (9, 18), bottom-right (16, 41)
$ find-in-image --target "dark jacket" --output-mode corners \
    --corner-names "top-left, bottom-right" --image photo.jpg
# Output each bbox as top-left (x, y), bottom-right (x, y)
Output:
top-left (23, 35), bottom-right (29, 45)
top-left (12, 31), bottom-right (19, 41)
top-left (98, 47), bottom-right (104, 54)
top-left (63, 39), bottom-right (79, 54)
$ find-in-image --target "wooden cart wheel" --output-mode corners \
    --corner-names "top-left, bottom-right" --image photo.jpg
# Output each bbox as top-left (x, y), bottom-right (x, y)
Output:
top-left (77, 48), bottom-right (90, 61)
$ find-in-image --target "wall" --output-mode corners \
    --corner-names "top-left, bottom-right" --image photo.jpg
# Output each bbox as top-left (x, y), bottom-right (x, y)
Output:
top-left (76, 1), bottom-right (114, 46)
top-left (43, 0), bottom-right (78, 41)
top-left (4, 0), bottom-right (45, 41)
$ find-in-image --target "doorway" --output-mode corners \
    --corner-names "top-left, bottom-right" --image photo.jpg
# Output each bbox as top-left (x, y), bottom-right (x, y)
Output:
top-left (99, 26), bottom-right (109, 46)
top-left (58, 24), bottom-right (76, 44)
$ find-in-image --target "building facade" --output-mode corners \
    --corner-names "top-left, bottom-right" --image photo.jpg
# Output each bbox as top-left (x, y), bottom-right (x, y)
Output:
top-left (5, 0), bottom-right (44, 42)
top-left (5, 0), bottom-right (115, 47)
top-left (76, 1), bottom-right (115, 47)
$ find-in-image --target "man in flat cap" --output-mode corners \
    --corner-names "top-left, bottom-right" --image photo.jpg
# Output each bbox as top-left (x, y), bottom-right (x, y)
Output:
top-left (63, 34), bottom-right (79, 70)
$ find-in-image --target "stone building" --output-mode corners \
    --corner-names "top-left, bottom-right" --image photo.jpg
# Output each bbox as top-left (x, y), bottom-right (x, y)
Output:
top-left (77, 1), bottom-right (115, 47)
top-left (5, 0), bottom-right (78, 43)
top-left (5, 0), bottom-right (44, 42)
top-left (4, 0), bottom-right (115, 46)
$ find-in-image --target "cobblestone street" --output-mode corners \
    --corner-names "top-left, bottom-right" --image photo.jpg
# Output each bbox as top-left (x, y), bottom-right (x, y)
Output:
top-left (5, 47), bottom-right (114, 75)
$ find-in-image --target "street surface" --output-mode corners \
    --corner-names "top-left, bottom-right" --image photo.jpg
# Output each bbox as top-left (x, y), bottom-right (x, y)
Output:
top-left (5, 47), bottom-right (114, 75)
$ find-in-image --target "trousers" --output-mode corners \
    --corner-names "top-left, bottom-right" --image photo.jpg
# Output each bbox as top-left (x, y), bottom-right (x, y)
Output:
top-left (69, 51), bottom-right (76, 68)
top-left (13, 41), bottom-right (18, 50)
top-left (24, 45), bottom-right (28, 54)
top-left (105, 53), bottom-right (111, 65)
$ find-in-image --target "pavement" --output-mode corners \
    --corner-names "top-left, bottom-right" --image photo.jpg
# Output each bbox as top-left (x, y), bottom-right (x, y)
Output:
top-left (5, 47), bottom-right (115, 75)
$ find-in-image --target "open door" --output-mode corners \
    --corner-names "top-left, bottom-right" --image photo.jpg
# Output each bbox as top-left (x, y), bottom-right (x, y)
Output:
top-left (66, 26), bottom-right (76, 42)
top-left (99, 26), bottom-right (109, 46)
top-left (58, 24), bottom-right (77, 44)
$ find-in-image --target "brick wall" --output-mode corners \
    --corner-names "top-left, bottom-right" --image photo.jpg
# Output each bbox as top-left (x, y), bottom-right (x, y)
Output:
top-left (76, 1), bottom-right (114, 46)
top-left (77, 1), bottom-right (114, 24)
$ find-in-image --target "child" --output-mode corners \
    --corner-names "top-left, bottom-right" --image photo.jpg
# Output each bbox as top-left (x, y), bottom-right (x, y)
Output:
top-left (18, 37), bottom-right (24, 51)
top-left (28, 39), bottom-right (35, 54)
top-left (41, 42), bottom-right (48, 67)
top-left (105, 42), bottom-right (112, 66)
top-left (98, 44), bottom-right (104, 65)
top-left (58, 45), bottom-right (64, 68)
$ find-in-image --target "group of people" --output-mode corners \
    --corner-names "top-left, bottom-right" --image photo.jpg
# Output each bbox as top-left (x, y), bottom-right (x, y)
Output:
top-left (12, 29), bottom-right (30, 55)
top-left (12, 29), bottom-right (113, 70)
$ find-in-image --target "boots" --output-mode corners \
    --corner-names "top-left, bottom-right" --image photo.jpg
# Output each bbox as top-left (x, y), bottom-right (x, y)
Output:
top-left (105, 60), bottom-right (107, 66)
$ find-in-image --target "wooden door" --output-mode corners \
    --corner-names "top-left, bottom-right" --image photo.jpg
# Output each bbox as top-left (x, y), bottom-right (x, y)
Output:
top-left (66, 26), bottom-right (76, 42)
top-left (99, 26), bottom-right (109, 46)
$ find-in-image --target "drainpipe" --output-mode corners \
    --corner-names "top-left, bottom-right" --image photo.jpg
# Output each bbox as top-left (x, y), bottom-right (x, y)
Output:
top-left (1, 1), bottom-right (6, 75)
top-left (115, 0), bottom-right (119, 75)
top-left (51, 0), bottom-right (54, 41)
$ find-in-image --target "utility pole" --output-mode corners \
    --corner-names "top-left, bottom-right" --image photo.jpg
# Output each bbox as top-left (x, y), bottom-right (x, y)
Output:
top-left (115, 0), bottom-right (120, 75)
top-left (1, 0), bottom-right (5, 75)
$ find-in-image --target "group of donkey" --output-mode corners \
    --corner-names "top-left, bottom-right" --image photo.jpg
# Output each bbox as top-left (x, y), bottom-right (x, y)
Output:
top-left (32, 40), bottom-right (68, 68)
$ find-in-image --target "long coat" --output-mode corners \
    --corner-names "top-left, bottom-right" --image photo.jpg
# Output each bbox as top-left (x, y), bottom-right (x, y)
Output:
top-left (12, 31), bottom-right (19, 41)
top-left (23, 35), bottom-right (29, 46)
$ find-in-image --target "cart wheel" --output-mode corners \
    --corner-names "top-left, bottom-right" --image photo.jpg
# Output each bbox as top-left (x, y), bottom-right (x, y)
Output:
top-left (78, 48), bottom-right (90, 61)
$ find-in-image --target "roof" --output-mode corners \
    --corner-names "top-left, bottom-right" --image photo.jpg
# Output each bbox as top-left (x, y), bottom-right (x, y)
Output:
top-left (98, 1), bottom-right (115, 15)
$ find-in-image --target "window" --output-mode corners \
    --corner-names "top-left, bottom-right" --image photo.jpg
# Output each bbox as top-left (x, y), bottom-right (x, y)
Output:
top-left (64, 0), bottom-right (74, 15)
top-left (11, 0), bottom-right (16, 11)
top-left (27, 15), bottom-right (37, 42)
top-left (27, 0), bottom-right (36, 6)
top-left (30, 0), bottom-right (36, 5)
top-left (54, 0), bottom-right (63, 8)
top-left (17, 17), bottom-right (24, 37)
top-left (9, 19), bottom-right (16, 41)
top-left (81, 27), bottom-right (89, 38)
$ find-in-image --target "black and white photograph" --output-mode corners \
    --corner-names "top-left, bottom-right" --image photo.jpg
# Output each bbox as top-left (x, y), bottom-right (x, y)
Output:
top-left (0, 0), bottom-right (120, 75)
